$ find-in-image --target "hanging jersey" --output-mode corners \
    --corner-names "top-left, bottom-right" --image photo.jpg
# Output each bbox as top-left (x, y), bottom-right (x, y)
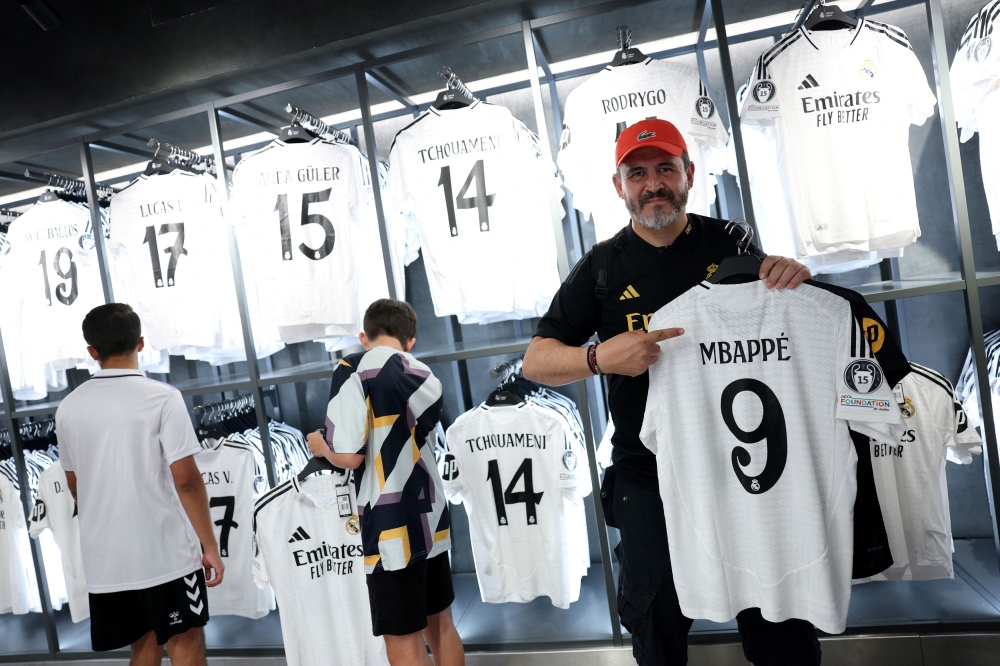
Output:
top-left (195, 439), bottom-right (275, 619)
top-left (387, 101), bottom-right (561, 320)
top-left (640, 280), bottom-right (903, 633)
top-left (862, 363), bottom-right (982, 582)
top-left (252, 473), bottom-right (388, 666)
top-left (442, 401), bottom-right (592, 608)
top-left (742, 20), bottom-right (936, 256)
top-left (0, 471), bottom-right (42, 615)
top-left (558, 58), bottom-right (727, 242)
top-left (4, 199), bottom-right (105, 371)
top-left (28, 461), bottom-right (89, 622)
top-left (108, 171), bottom-right (243, 353)
top-left (231, 138), bottom-right (383, 337)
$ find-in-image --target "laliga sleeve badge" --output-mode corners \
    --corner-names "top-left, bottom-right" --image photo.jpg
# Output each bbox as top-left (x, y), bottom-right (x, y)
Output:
top-left (346, 514), bottom-right (361, 535)
top-left (752, 80), bottom-right (776, 103)
top-left (900, 397), bottom-right (915, 419)
top-left (844, 360), bottom-right (884, 393)
top-left (563, 450), bottom-right (578, 471)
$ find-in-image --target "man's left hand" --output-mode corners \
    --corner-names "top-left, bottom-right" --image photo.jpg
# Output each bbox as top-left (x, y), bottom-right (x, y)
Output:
top-left (759, 255), bottom-right (811, 289)
top-left (307, 430), bottom-right (329, 458)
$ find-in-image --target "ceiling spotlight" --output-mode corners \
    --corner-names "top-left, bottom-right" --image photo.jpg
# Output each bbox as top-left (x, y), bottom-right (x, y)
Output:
top-left (20, 0), bottom-right (61, 31)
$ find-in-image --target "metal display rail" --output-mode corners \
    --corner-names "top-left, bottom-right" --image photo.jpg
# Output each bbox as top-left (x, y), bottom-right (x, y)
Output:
top-left (0, 0), bottom-right (997, 659)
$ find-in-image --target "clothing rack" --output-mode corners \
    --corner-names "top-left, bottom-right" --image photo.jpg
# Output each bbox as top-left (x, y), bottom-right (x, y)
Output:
top-left (438, 66), bottom-right (479, 102)
top-left (146, 138), bottom-right (213, 168)
top-left (490, 357), bottom-right (523, 384)
top-left (193, 394), bottom-right (256, 425)
top-left (283, 104), bottom-right (354, 144)
top-left (21, 169), bottom-right (114, 200)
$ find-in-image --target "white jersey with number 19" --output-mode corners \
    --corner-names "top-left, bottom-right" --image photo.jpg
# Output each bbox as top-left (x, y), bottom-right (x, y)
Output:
top-left (640, 281), bottom-right (903, 634)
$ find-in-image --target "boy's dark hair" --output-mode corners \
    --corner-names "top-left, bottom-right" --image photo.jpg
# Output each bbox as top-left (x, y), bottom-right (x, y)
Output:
top-left (82, 303), bottom-right (142, 360)
top-left (363, 299), bottom-right (418, 347)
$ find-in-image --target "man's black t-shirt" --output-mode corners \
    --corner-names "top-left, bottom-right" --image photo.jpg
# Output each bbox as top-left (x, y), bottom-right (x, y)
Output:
top-left (534, 214), bottom-right (749, 490)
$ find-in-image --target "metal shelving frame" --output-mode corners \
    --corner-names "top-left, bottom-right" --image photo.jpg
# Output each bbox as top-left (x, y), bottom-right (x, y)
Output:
top-left (1, 0), bottom-right (998, 659)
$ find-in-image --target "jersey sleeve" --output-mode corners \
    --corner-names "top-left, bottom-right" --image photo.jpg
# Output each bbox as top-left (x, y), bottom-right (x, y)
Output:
top-left (28, 484), bottom-right (50, 538)
top-left (946, 381), bottom-right (983, 464)
top-left (740, 52), bottom-right (783, 123)
top-left (324, 364), bottom-right (369, 456)
top-left (159, 389), bottom-right (204, 465)
top-left (873, 24), bottom-right (937, 125)
top-left (834, 313), bottom-right (904, 442)
top-left (251, 519), bottom-right (269, 589)
top-left (55, 411), bottom-right (75, 473)
top-left (532, 253), bottom-right (600, 346)
top-left (440, 424), bottom-right (467, 504)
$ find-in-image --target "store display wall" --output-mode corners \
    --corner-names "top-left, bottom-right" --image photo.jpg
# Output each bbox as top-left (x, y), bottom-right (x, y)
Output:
top-left (2, 0), bottom-right (1000, 661)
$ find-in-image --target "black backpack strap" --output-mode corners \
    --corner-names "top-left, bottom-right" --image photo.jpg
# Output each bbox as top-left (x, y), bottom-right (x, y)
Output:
top-left (592, 229), bottom-right (625, 300)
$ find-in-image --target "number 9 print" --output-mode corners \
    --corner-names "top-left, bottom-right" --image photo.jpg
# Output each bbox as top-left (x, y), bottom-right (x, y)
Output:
top-left (721, 378), bottom-right (787, 495)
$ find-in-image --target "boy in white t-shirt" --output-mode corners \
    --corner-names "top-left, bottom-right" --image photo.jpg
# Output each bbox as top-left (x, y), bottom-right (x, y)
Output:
top-left (57, 303), bottom-right (224, 665)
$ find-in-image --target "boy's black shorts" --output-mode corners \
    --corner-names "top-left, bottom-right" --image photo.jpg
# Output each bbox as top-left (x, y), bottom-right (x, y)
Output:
top-left (89, 569), bottom-right (209, 651)
top-left (366, 553), bottom-right (455, 636)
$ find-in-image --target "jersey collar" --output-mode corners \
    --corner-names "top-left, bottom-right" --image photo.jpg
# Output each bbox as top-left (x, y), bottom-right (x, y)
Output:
top-left (93, 369), bottom-right (145, 378)
top-left (799, 17), bottom-right (866, 50)
top-left (427, 99), bottom-right (482, 117)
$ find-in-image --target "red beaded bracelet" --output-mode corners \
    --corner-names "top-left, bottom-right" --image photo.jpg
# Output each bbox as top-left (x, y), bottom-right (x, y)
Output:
top-left (587, 344), bottom-right (602, 375)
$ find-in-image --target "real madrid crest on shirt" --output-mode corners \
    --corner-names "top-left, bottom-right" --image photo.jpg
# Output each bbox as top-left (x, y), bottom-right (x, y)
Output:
top-left (346, 515), bottom-right (360, 536)
top-left (900, 396), bottom-right (915, 418)
top-left (860, 59), bottom-right (878, 79)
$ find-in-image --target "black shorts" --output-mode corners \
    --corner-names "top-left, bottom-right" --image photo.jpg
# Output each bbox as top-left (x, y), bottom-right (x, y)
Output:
top-left (89, 569), bottom-right (209, 651)
top-left (366, 553), bottom-right (455, 636)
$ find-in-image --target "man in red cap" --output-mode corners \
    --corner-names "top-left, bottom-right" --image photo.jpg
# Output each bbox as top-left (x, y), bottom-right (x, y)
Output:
top-left (523, 119), bottom-right (818, 666)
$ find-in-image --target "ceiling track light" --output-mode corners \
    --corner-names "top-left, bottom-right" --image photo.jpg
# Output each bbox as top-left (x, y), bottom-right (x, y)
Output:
top-left (19, 0), bottom-right (61, 31)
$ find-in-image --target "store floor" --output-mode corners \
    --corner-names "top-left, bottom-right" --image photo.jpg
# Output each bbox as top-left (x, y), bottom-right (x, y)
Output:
top-left (3, 540), bottom-right (1000, 662)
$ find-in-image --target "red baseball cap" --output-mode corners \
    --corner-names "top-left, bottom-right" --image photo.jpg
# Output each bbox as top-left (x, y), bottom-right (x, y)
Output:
top-left (614, 119), bottom-right (687, 167)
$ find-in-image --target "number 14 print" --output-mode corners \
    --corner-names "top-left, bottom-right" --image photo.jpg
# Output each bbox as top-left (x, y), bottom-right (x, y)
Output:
top-left (438, 159), bottom-right (495, 236)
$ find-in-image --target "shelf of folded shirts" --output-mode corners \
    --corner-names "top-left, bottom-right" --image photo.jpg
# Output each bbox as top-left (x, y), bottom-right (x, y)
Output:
top-left (11, 399), bottom-right (64, 419)
top-left (852, 273), bottom-right (967, 303)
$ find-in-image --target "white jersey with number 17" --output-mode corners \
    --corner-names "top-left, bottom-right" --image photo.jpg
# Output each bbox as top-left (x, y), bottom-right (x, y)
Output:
top-left (640, 281), bottom-right (903, 634)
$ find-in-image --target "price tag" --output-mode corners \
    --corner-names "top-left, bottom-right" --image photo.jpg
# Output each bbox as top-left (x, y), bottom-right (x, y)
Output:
top-left (336, 484), bottom-right (353, 518)
top-left (892, 383), bottom-right (905, 405)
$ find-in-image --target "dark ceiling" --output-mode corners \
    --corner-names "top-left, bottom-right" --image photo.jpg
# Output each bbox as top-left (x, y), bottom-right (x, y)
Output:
top-left (0, 0), bottom-right (806, 197)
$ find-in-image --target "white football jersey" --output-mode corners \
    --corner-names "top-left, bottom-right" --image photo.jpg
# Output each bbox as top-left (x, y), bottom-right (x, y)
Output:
top-left (231, 138), bottom-right (385, 337)
top-left (4, 199), bottom-right (105, 371)
top-left (195, 439), bottom-right (275, 619)
top-left (862, 364), bottom-right (982, 582)
top-left (558, 58), bottom-right (728, 242)
top-left (28, 461), bottom-right (89, 622)
top-left (0, 471), bottom-right (42, 615)
top-left (951, 1), bottom-right (1000, 247)
top-left (640, 280), bottom-right (903, 633)
top-left (108, 171), bottom-right (243, 353)
top-left (252, 473), bottom-right (387, 666)
top-left (387, 101), bottom-right (561, 320)
top-left (742, 19), bottom-right (936, 256)
top-left (442, 401), bottom-right (592, 608)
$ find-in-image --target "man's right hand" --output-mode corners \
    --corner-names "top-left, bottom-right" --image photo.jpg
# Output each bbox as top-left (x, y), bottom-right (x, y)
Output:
top-left (595, 328), bottom-right (684, 377)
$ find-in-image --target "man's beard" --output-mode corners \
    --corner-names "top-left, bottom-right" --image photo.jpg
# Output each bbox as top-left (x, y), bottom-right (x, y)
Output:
top-left (625, 185), bottom-right (689, 230)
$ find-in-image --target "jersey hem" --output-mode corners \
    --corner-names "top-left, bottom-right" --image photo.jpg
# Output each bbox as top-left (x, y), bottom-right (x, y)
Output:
top-left (85, 563), bottom-right (203, 595)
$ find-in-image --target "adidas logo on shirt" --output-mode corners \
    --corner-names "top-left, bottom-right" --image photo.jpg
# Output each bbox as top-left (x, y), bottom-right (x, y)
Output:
top-left (798, 74), bottom-right (820, 89)
top-left (620, 285), bottom-right (640, 300)
top-left (288, 526), bottom-right (311, 543)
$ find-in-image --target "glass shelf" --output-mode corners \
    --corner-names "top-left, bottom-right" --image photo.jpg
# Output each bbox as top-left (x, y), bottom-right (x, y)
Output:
top-left (850, 274), bottom-right (966, 302)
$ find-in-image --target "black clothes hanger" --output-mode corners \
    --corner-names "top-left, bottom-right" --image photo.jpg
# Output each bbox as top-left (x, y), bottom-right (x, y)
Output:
top-left (707, 220), bottom-right (764, 284)
top-left (803, 2), bottom-right (858, 31)
top-left (279, 123), bottom-right (319, 144)
top-left (298, 426), bottom-right (340, 481)
top-left (609, 24), bottom-right (647, 67)
top-left (37, 189), bottom-right (60, 203)
top-left (485, 357), bottom-right (527, 405)
top-left (434, 66), bottom-right (478, 110)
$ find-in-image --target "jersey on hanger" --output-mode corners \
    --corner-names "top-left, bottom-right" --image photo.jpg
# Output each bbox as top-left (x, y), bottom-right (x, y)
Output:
top-left (252, 473), bottom-right (388, 666)
top-left (861, 363), bottom-right (982, 582)
top-left (195, 439), bottom-right (275, 619)
top-left (558, 58), bottom-right (728, 242)
top-left (28, 461), bottom-right (89, 622)
top-left (231, 138), bottom-right (386, 337)
top-left (640, 280), bottom-right (903, 633)
top-left (0, 471), bottom-right (42, 615)
top-left (4, 199), bottom-right (105, 372)
top-left (742, 19), bottom-right (936, 257)
top-left (386, 101), bottom-right (561, 320)
top-left (108, 171), bottom-right (243, 354)
top-left (443, 400), bottom-right (592, 608)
